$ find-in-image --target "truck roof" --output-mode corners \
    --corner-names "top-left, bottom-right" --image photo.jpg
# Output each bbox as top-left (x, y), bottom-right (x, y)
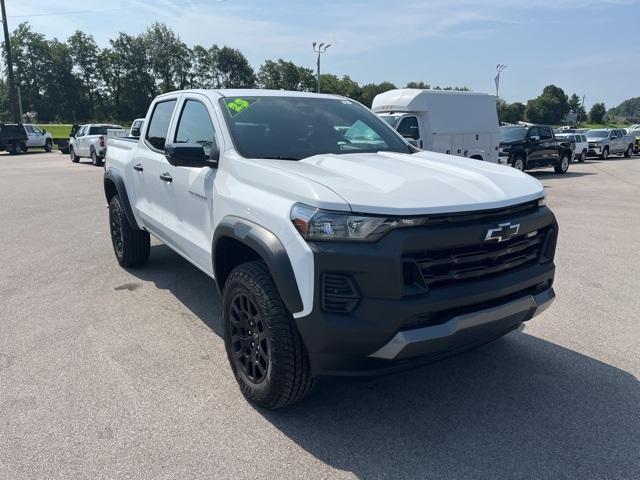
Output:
top-left (371, 88), bottom-right (495, 114)
top-left (154, 89), bottom-right (346, 101)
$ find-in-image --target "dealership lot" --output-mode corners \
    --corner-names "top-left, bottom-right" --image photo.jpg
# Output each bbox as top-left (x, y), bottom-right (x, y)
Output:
top-left (1, 153), bottom-right (639, 479)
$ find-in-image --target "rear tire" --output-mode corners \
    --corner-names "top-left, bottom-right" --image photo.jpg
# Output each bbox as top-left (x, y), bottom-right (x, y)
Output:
top-left (624, 144), bottom-right (632, 158)
top-left (600, 146), bottom-right (609, 160)
top-left (108, 195), bottom-right (150, 268)
top-left (9, 142), bottom-right (19, 155)
top-left (579, 150), bottom-right (586, 163)
top-left (555, 154), bottom-right (570, 174)
top-left (512, 156), bottom-right (526, 172)
top-left (91, 148), bottom-right (103, 166)
top-left (223, 261), bottom-right (314, 409)
top-left (70, 146), bottom-right (79, 163)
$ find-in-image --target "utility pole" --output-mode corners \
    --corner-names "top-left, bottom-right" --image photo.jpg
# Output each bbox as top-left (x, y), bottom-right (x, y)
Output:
top-left (0, 0), bottom-right (20, 123)
top-left (495, 64), bottom-right (507, 98)
top-left (312, 42), bottom-right (331, 93)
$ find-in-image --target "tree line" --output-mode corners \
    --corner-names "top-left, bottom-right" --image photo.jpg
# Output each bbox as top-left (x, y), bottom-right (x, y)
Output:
top-left (0, 22), bottom-right (468, 124)
top-left (498, 85), bottom-right (608, 125)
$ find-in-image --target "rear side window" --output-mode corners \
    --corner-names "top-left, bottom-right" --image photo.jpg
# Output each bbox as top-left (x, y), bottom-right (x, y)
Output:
top-left (174, 99), bottom-right (217, 157)
top-left (146, 100), bottom-right (177, 151)
top-left (539, 127), bottom-right (553, 140)
top-left (396, 116), bottom-right (420, 140)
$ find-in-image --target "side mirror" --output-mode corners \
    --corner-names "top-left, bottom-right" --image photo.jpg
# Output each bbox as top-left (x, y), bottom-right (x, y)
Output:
top-left (165, 143), bottom-right (218, 168)
top-left (130, 127), bottom-right (141, 137)
top-left (42, 129), bottom-right (47, 134)
top-left (529, 135), bottom-right (541, 142)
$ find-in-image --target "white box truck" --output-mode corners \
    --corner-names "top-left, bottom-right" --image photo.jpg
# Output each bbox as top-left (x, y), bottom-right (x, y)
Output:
top-left (373, 89), bottom-right (500, 163)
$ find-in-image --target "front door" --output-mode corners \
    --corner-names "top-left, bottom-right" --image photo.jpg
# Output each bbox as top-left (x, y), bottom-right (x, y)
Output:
top-left (526, 127), bottom-right (544, 165)
top-left (25, 126), bottom-right (44, 147)
top-left (157, 95), bottom-right (221, 271)
top-left (396, 115), bottom-right (423, 149)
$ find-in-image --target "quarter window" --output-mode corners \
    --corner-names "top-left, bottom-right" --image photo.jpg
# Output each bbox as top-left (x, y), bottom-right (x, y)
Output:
top-left (174, 99), bottom-right (217, 157)
top-left (146, 100), bottom-right (177, 151)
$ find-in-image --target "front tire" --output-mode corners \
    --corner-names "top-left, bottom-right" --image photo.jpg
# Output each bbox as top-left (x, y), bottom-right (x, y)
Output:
top-left (555, 154), bottom-right (570, 174)
top-left (624, 144), bottom-right (633, 158)
top-left (70, 146), bottom-right (79, 163)
top-left (223, 261), bottom-right (314, 409)
top-left (108, 195), bottom-right (150, 268)
top-left (600, 146), bottom-right (609, 160)
top-left (44, 139), bottom-right (53, 152)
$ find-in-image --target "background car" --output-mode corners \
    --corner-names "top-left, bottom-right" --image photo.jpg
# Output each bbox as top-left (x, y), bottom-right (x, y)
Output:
top-left (556, 132), bottom-right (589, 162)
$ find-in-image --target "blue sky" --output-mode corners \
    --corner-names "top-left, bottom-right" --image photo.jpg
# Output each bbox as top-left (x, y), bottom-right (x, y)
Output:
top-left (9, 0), bottom-right (640, 108)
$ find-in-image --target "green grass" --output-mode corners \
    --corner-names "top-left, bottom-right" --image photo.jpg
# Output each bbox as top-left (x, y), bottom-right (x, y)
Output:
top-left (36, 124), bottom-right (73, 139)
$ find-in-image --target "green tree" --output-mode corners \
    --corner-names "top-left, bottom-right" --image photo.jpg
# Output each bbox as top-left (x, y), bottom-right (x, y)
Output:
top-left (358, 81), bottom-right (397, 107)
top-left (257, 59), bottom-right (315, 91)
top-left (406, 81), bottom-right (431, 89)
top-left (215, 46), bottom-right (256, 88)
top-left (589, 103), bottom-right (607, 124)
top-left (497, 98), bottom-right (525, 124)
top-left (525, 85), bottom-right (569, 124)
top-left (67, 31), bottom-right (99, 118)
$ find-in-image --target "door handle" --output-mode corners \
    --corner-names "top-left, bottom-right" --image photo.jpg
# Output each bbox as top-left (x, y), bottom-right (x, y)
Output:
top-left (159, 172), bottom-right (173, 183)
top-left (133, 163), bottom-right (144, 172)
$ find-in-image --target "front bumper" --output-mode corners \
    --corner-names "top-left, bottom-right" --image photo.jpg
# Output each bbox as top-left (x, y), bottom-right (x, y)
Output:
top-left (369, 288), bottom-right (554, 360)
top-left (588, 145), bottom-right (602, 156)
top-left (295, 205), bottom-right (558, 376)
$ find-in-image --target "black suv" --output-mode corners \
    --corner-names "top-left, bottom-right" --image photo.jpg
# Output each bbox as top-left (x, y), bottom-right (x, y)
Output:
top-left (499, 125), bottom-right (573, 174)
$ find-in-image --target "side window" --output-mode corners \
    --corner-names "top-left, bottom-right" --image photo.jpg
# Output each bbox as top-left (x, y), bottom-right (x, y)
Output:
top-left (396, 116), bottom-right (420, 140)
top-left (174, 99), bottom-right (217, 157)
top-left (25, 125), bottom-right (34, 133)
top-left (77, 126), bottom-right (86, 137)
top-left (146, 99), bottom-right (177, 151)
top-left (540, 127), bottom-right (552, 140)
top-left (528, 127), bottom-right (540, 138)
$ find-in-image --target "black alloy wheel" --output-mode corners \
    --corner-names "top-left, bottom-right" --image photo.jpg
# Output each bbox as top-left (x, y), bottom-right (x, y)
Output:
top-left (229, 292), bottom-right (269, 384)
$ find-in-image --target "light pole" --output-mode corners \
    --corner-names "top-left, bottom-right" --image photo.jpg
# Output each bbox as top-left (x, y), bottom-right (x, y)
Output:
top-left (0, 0), bottom-right (20, 123)
top-left (495, 64), bottom-right (507, 98)
top-left (312, 42), bottom-right (331, 93)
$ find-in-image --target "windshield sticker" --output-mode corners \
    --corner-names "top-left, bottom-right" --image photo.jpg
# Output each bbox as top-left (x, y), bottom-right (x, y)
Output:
top-left (225, 97), bottom-right (260, 117)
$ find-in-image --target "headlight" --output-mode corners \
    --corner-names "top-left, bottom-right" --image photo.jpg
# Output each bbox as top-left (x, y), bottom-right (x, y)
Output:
top-left (538, 197), bottom-right (547, 207)
top-left (290, 203), bottom-right (426, 242)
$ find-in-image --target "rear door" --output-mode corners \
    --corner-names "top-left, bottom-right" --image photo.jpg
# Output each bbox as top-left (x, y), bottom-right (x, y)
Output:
top-left (396, 115), bottom-right (422, 148)
top-left (134, 98), bottom-right (179, 235)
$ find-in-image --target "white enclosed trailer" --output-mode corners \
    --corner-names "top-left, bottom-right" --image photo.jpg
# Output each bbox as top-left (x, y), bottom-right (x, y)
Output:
top-left (373, 89), bottom-right (500, 163)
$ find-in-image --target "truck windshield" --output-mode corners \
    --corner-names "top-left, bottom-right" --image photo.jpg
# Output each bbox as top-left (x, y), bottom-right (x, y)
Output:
top-left (499, 126), bottom-right (527, 142)
top-left (379, 115), bottom-right (400, 128)
top-left (586, 130), bottom-right (608, 139)
top-left (219, 96), bottom-right (411, 160)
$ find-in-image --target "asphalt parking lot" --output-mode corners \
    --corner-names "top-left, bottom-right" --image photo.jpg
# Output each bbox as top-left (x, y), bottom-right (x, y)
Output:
top-left (1, 152), bottom-right (639, 480)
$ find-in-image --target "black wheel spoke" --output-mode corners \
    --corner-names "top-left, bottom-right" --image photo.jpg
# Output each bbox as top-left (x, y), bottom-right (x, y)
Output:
top-left (228, 291), bottom-right (269, 384)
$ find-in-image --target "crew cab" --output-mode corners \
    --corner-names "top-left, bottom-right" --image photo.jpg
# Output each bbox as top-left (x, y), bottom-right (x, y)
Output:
top-left (585, 128), bottom-right (635, 159)
top-left (499, 124), bottom-right (573, 174)
top-left (69, 124), bottom-right (125, 166)
top-left (104, 89), bottom-right (558, 409)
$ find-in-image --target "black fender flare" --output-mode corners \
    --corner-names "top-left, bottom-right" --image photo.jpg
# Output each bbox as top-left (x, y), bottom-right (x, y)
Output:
top-left (212, 216), bottom-right (304, 314)
top-left (103, 169), bottom-right (141, 230)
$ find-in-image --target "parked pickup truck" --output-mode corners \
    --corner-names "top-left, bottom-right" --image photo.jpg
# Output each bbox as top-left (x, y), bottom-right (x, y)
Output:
top-left (585, 128), bottom-right (635, 159)
top-left (499, 125), bottom-right (573, 173)
top-left (104, 89), bottom-right (558, 408)
top-left (70, 124), bottom-right (125, 166)
top-left (0, 123), bottom-right (53, 154)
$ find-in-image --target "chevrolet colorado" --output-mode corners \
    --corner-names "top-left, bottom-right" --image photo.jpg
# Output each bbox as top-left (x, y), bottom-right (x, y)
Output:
top-left (104, 89), bottom-right (558, 409)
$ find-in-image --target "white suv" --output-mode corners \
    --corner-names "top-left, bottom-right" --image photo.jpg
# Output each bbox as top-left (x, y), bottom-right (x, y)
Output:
top-left (104, 89), bottom-right (559, 408)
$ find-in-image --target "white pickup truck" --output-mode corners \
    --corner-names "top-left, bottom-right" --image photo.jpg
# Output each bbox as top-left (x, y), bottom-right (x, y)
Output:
top-left (104, 89), bottom-right (558, 408)
top-left (69, 124), bottom-right (125, 166)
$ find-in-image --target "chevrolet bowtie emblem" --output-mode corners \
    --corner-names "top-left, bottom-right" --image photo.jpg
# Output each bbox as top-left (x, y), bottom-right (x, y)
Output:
top-left (485, 223), bottom-right (520, 242)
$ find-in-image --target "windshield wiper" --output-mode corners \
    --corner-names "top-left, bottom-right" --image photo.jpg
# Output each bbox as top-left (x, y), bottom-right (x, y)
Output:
top-left (254, 155), bottom-right (301, 160)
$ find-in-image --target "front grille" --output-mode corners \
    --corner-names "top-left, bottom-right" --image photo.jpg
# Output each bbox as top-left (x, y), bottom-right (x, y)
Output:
top-left (404, 228), bottom-right (550, 290)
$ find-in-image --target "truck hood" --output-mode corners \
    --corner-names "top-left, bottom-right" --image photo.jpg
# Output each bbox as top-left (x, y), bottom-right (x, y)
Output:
top-left (267, 151), bottom-right (544, 215)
